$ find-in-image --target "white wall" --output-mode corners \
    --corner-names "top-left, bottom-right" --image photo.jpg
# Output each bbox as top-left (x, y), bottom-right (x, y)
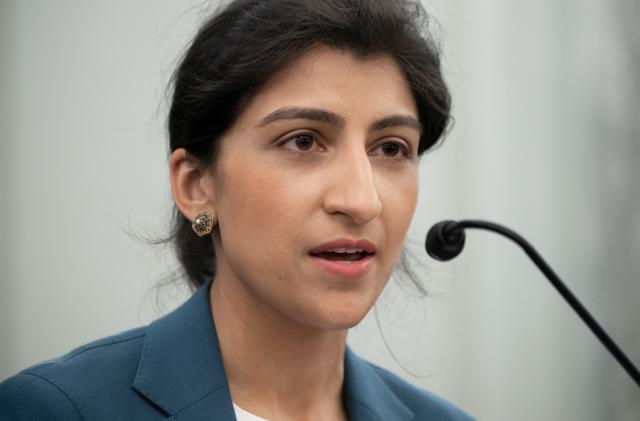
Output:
top-left (2, 1), bottom-right (639, 420)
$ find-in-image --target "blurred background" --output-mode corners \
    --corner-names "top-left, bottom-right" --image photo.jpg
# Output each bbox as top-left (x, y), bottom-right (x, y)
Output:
top-left (1, 0), bottom-right (638, 419)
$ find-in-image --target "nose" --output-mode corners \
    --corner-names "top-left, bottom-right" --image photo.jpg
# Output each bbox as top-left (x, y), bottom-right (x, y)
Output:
top-left (322, 146), bottom-right (382, 225)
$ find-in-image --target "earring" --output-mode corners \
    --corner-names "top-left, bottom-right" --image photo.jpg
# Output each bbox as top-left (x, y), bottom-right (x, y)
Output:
top-left (192, 209), bottom-right (216, 236)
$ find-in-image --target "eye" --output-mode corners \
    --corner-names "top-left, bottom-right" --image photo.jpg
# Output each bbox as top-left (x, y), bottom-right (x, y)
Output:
top-left (370, 140), bottom-right (412, 159)
top-left (282, 133), bottom-right (322, 153)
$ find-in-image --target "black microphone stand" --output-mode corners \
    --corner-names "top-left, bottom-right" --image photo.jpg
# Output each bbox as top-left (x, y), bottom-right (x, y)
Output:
top-left (426, 219), bottom-right (640, 389)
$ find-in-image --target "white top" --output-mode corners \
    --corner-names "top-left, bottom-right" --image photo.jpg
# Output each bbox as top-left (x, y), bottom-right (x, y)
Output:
top-left (233, 402), bottom-right (270, 421)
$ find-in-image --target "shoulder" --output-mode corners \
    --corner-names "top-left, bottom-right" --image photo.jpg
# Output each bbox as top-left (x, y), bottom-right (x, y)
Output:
top-left (369, 362), bottom-right (474, 421)
top-left (0, 372), bottom-right (83, 421)
top-left (0, 326), bottom-right (157, 420)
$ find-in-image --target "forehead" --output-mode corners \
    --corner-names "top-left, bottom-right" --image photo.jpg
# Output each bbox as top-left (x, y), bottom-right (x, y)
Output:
top-left (232, 46), bottom-right (418, 127)
top-left (267, 46), bottom-right (409, 91)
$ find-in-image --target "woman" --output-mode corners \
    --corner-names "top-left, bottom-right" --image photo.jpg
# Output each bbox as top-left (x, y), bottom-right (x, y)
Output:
top-left (0, 0), bottom-right (472, 419)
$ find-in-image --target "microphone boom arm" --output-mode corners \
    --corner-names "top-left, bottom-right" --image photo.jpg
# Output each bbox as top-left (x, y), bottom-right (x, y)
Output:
top-left (426, 219), bottom-right (640, 388)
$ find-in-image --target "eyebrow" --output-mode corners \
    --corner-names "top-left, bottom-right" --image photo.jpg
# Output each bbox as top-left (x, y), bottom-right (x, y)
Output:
top-left (258, 107), bottom-right (343, 128)
top-left (369, 115), bottom-right (422, 133)
top-left (257, 106), bottom-right (422, 133)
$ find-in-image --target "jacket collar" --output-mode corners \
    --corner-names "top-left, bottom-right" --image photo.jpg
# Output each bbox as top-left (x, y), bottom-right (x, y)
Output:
top-left (343, 347), bottom-right (413, 420)
top-left (132, 281), bottom-right (412, 420)
top-left (132, 282), bottom-right (235, 419)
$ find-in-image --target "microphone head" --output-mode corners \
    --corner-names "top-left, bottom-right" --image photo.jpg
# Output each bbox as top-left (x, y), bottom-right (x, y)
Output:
top-left (425, 220), bottom-right (466, 261)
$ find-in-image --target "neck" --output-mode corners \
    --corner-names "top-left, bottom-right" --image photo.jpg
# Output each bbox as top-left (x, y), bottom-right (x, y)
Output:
top-left (210, 271), bottom-right (348, 420)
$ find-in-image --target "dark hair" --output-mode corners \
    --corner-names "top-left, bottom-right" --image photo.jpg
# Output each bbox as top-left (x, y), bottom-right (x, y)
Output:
top-left (167, 0), bottom-right (451, 290)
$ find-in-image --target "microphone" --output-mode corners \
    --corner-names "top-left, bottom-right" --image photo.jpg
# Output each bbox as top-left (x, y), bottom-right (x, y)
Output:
top-left (425, 219), bottom-right (640, 389)
top-left (425, 220), bottom-right (465, 261)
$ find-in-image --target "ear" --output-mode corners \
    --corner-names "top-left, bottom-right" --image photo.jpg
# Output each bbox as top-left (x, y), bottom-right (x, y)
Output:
top-left (170, 148), bottom-right (215, 222)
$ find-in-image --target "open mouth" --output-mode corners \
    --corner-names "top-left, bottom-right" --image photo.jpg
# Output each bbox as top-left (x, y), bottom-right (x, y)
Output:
top-left (309, 250), bottom-right (372, 262)
top-left (308, 240), bottom-right (376, 276)
top-left (308, 246), bottom-right (375, 277)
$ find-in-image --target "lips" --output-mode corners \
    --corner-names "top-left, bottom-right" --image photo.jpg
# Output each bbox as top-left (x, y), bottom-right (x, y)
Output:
top-left (309, 239), bottom-right (376, 255)
top-left (308, 238), bottom-right (376, 277)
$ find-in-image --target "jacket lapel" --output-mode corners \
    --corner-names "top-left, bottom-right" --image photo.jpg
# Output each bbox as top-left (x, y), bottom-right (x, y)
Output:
top-left (343, 347), bottom-right (413, 421)
top-left (132, 282), bottom-right (236, 420)
top-left (131, 281), bottom-right (412, 421)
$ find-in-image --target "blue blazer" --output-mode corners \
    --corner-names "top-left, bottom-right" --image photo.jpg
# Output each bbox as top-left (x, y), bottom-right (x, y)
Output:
top-left (0, 282), bottom-right (473, 420)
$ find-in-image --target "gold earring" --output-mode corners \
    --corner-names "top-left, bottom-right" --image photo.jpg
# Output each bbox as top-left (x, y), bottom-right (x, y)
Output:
top-left (192, 209), bottom-right (216, 236)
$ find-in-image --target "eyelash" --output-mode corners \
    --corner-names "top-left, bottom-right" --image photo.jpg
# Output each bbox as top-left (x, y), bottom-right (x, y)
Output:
top-left (280, 132), bottom-right (414, 160)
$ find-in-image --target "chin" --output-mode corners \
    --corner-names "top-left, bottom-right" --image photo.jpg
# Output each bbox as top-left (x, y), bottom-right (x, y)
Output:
top-left (296, 296), bottom-right (375, 331)
top-left (317, 315), bottom-right (366, 331)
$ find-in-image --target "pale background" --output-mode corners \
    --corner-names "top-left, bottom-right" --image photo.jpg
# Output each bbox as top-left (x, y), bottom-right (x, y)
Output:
top-left (1, 1), bottom-right (639, 420)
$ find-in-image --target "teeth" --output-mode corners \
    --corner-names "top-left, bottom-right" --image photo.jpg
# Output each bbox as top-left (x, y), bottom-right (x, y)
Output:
top-left (331, 248), bottom-right (364, 253)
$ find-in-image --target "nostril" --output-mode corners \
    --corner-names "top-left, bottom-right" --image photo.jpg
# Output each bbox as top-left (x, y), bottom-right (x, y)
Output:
top-left (322, 189), bottom-right (382, 223)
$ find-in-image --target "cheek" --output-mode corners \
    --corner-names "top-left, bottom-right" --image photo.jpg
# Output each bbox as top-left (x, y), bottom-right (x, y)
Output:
top-left (380, 170), bottom-right (419, 233)
top-left (376, 171), bottom-right (418, 268)
top-left (215, 159), bottom-right (307, 267)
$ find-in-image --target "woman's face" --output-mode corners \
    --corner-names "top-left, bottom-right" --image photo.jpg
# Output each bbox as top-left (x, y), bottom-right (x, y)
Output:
top-left (211, 47), bottom-right (421, 330)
